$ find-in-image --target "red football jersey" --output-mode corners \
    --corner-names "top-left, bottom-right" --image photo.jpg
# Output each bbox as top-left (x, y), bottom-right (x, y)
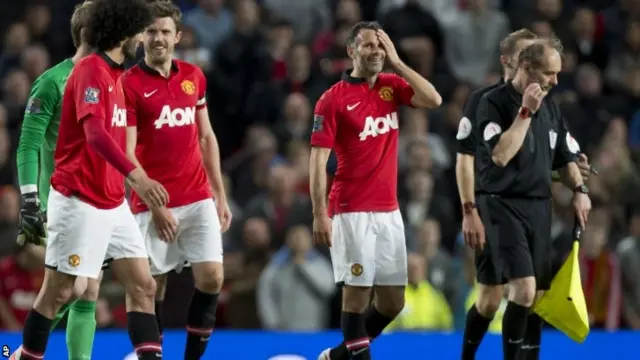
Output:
top-left (0, 257), bottom-right (44, 328)
top-left (310, 72), bottom-right (414, 216)
top-left (51, 53), bottom-right (128, 209)
top-left (122, 60), bottom-right (211, 213)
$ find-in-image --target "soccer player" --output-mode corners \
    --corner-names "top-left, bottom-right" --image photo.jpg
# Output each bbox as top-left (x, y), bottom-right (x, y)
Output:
top-left (312, 21), bottom-right (442, 360)
top-left (456, 31), bottom-right (593, 360)
top-left (13, 2), bottom-right (99, 359)
top-left (121, 2), bottom-right (231, 359)
top-left (475, 39), bottom-right (591, 360)
top-left (17, 0), bottom-right (169, 359)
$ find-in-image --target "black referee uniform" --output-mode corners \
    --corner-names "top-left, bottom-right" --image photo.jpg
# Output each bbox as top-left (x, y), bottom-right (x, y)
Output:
top-left (475, 81), bottom-right (578, 290)
top-left (456, 80), bottom-right (505, 286)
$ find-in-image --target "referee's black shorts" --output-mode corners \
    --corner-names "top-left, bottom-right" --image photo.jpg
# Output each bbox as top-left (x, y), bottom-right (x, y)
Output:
top-left (476, 194), bottom-right (553, 290)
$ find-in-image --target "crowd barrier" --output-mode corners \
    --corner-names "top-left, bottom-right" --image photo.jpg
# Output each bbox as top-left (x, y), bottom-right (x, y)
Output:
top-left (1, 330), bottom-right (637, 359)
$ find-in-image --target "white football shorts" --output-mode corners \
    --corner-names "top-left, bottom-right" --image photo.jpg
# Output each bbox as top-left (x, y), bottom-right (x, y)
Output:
top-left (135, 198), bottom-right (223, 276)
top-left (330, 210), bottom-right (408, 287)
top-left (44, 188), bottom-right (147, 279)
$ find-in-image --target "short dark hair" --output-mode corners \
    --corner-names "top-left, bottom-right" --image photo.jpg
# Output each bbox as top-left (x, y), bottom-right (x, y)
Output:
top-left (148, 0), bottom-right (183, 31)
top-left (347, 21), bottom-right (382, 47)
top-left (70, 1), bottom-right (93, 48)
top-left (518, 37), bottom-right (564, 70)
top-left (85, 0), bottom-right (153, 52)
top-left (499, 28), bottom-right (537, 57)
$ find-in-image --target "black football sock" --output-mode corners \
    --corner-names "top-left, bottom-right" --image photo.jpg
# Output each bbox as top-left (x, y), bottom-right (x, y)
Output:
top-left (21, 310), bottom-right (53, 359)
top-left (462, 304), bottom-right (493, 360)
top-left (127, 311), bottom-right (162, 359)
top-left (521, 313), bottom-right (543, 360)
top-left (502, 302), bottom-right (529, 360)
top-left (155, 300), bottom-right (164, 342)
top-left (329, 307), bottom-right (393, 360)
top-left (184, 289), bottom-right (219, 360)
top-left (341, 311), bottom-right (370, 360)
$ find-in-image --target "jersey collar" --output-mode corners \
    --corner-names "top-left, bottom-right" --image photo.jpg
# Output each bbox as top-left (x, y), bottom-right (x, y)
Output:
top-left (341, 69), bottom-right (375, 85)
top-left (139, 59), bottom-right (179, 76)
top-left (97, 52), bottom-right (125, 70)
top-left (505, 80), bottom-right (523, 105)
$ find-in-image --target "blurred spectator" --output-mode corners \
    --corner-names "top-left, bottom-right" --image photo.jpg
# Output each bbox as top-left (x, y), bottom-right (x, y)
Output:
top-left (387, 253), bottom-right (453, 330)
top-left (580, 207), bottom-right (622, 330)
top-left (267, 20), bottom-right (294, 81)
top-left (20, 45), bottom-right (50, 82)
top-left (566, 7), bottom-right (609, 70)
top-left (210, 0), bottom-right (271, 156)
top-left (257, 225), bottom-right (334, 330)
top-left (262, 0), bottom-right (331, 42)
top-left (243, 164), bottom-right (313, 249)
top-left (173, 25), bottom-right (212, 72)
top-left (443, 0), bottom-right (509, 86)
top-left (616, 206), bottom-right (640, 329)
top-left (415, 219), bottom-right (455, 303)
top-left (0, 244), bottom-right (44, 330)
top-left (0, 22), bottom-right (29, 79)
top-left (23, 3), bottom-right (53, 56)
top-left (225, 217), bottom-right (273, 328)
top-left (0, 186), bottom-right (19, 254)
top-left (183, 0), bottom-right (233, 58)
top-left (272, 93), bottom-right (312, 153)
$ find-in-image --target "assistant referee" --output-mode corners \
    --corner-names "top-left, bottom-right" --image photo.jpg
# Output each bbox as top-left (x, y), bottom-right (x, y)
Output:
top-left (475, 38), bottom-right (591, 360)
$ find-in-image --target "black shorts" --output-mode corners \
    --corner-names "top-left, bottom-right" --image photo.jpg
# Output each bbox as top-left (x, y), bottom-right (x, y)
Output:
top-left (476, 195), bottom-right (553, 290)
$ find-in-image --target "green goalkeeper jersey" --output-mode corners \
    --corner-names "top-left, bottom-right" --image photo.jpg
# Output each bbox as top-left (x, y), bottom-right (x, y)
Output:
top-left (16, 58), bottom-right (75, 211)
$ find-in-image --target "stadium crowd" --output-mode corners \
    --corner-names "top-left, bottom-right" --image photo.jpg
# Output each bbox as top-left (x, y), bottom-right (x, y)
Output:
top-left (0, 0), bottom-right (640, 334)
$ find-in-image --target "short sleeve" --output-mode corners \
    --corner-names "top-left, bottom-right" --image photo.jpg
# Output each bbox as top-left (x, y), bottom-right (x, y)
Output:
top-left (310, 90), bottom-right (338, 149)
top-left (195, 67), bottom-right (207, 109)
top-left (552, 112), bottom-right (580, 170)
top-left (122, 76), bottom-right (138, 126)
top-left (73, 65), bottom-right (110, 123)
top-left (456, 94), bottom-right (480, 155)
top-left (476, 96), bottom-right (504, 151)
top-left (389, 74), bottom-right (414, 107)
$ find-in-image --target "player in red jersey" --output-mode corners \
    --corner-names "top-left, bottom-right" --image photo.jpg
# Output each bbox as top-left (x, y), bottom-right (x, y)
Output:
top-left (18, 1), bottom-right (169, 359)
top-left (121, 2), bottom-right (231, 359)
top-left (311, 21), bottom-right (442, 360)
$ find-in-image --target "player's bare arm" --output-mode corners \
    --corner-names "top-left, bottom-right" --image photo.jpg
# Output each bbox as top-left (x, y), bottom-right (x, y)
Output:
top-left (309, 146), bottom-right (332, 247)
top-left (490, 83), bottom-right (543, 167)
top-left (125, 125), bottom-right (177, 242)
top-left (196, 106), bottom-right (232, 232)
top-left (376, 30), bottom-right (442, 109)
top-left (456, 153), bottom-right (485, 250)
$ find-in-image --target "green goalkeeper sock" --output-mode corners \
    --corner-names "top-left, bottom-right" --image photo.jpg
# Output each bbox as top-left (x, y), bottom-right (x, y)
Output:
top-left (66, 299), bottom-right (97, 360)
top-left (51, 303), bottom-right (71, 329)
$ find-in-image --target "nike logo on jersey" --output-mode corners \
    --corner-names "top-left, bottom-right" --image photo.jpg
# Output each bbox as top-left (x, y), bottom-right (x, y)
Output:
top-left (351, 348), bottom-right (369, 356)
top-left (347, 102), bottom-right (360, 111)
top-left (144, 90), bottom-right (158, 98)
top-left (108, 86), bottom-right (113, 92)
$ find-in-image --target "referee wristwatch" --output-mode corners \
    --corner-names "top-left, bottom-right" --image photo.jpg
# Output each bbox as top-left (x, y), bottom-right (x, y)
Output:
top-left (574, 184), bottom-right (589, 194)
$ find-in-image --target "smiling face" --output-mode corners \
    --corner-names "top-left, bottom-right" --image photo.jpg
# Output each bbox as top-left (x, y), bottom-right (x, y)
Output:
top-left (144, 16), bottom-right (181, 65)
top-left (348, 28), bottom-right (385, 76)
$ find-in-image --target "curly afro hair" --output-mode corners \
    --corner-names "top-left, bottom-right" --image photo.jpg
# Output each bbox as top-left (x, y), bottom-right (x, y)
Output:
top-left (84, 0), bottom-right (153, 52)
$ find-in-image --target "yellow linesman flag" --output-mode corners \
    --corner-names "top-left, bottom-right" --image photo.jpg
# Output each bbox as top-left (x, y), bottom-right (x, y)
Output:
top-left (534, 240), bottom-right (589, 343)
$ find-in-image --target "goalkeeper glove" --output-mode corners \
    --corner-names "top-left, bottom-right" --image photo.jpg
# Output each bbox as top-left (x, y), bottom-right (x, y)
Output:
top-left (17, 192), bottom-right (47, 246)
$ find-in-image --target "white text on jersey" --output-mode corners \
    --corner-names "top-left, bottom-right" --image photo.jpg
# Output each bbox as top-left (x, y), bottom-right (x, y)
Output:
top-left (111, 105), bottom-right (127, 127)
top-left (154, 106), bottom-right (196, 129)
top-left (358, 112), bottom-right (399, 141)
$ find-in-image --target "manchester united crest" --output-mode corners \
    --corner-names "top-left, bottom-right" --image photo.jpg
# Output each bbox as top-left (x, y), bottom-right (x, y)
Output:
top-left (181, 80), bottom-right (195, 95)
top-left (351, 263), bottom-right (363, 276)
top-left (68, 254), bottom-right (81, 267)
top-left (379, 86), bottom-right (393, 101)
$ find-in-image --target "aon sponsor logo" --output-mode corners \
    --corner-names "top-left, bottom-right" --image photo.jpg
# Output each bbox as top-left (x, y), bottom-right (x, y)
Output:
top-left (111, 105), bottom-right (127, 127)
top-left (154, 105), bottom-right (196, 129)
top-left (359, 112), bottom-right (398, 141)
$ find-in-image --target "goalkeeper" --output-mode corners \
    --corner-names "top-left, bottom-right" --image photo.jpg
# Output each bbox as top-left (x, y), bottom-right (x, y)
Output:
top-left (13, 2), bottom-right (97, 359)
